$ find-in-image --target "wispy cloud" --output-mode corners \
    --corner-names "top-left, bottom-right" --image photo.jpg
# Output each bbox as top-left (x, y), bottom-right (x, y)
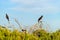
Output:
top-left (8, 0), bottom-right (60, 14)
top-left (8, 6), bottom-right (60, 14)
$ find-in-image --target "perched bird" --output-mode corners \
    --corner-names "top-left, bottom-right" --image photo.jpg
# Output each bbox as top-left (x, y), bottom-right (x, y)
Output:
top-left (38, 15), bottom-right (43, 23)
top-left (6, 13), bottom-right (9, 21)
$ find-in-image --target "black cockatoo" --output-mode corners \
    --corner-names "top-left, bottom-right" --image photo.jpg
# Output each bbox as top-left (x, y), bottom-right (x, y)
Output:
top-left (6, 13), bottom-right (9, 21)
top-left (38, 15), bottom-right (43, 23)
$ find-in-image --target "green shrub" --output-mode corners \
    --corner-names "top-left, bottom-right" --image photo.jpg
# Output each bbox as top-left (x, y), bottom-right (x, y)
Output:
top-left (0, 26), bottom-right (60, 40)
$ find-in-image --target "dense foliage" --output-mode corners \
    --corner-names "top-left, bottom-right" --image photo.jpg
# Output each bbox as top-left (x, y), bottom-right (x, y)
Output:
top-left (0, 26), bottom-right (60, 40)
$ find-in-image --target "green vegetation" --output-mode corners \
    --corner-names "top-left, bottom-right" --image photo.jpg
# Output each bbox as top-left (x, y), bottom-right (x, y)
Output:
top-left (0, 26), bottom-right (60, 40)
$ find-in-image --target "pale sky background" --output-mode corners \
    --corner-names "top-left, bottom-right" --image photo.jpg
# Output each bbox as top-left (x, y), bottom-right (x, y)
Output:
top-left (0, 0), bottom-right (60, 32)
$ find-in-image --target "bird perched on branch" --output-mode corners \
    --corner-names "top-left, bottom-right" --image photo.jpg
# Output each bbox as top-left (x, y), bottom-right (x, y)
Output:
top-left (6, 13), bottom-right (9, 21)
top-left (38, 15), bottom-right (43, 23)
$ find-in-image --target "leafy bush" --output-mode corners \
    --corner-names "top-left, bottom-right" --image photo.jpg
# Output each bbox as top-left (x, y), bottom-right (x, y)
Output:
top-left (0, 26), bottom-right (60, 40)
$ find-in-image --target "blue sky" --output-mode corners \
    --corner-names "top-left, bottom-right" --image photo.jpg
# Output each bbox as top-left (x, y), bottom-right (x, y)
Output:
top-left (0, 0), bottom-right (60, 31)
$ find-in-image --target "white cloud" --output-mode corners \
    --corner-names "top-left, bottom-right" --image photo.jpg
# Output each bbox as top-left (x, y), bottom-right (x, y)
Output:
top-left (10, 0), bottom-right (52, 5)
top-left (9, 0), bottom-right (60, 14)
top-left (8, 6), bottom-right (60, 14)
top-left (10, 0), bottom-right (37, 4)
